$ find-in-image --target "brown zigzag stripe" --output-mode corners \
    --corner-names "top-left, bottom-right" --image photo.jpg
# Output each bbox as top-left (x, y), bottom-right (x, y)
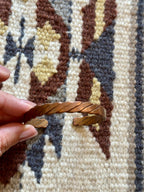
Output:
top-left (76, 60), bottom-right (94, 101)
top-left (81, 0), bottom-right (116, 53)
top-left (89, 87), bottom-right (112, 159)
top-left (81, 0), bottom-right (96, 53)
top-left (0, 0), bottom-right (11, 25)
top-left (76, 0), bottom-right (116, 159)
top-left (29, 0), bottom-right (70, 104)
top-left (0, 142), bottom-right (27, 185)
top-left (76, 60), bottom-right (111, 159)
top-left (104, 0), bottom-right (117, 30)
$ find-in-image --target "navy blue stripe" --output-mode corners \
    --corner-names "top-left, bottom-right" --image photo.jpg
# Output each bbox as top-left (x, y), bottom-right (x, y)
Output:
top-left (135, 1), bottom-right (144, 191)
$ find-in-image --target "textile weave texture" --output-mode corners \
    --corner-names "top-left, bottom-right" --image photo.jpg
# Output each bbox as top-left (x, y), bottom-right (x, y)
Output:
top-left (0, 0), bottom-right (143, 191)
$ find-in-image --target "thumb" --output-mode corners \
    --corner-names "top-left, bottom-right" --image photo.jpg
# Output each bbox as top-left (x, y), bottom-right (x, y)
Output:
top-left (0, 123), bottom-right (38, 156)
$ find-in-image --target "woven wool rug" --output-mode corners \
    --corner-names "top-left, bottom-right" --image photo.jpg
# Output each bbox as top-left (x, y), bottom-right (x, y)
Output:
top-left (0, 0), bottom-right (143, 191)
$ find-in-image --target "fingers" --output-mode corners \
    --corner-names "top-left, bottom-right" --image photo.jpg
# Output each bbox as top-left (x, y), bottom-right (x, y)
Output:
top-left (0, 65), bottom-right (10, 82)
top-left (0, 66), bottom-right (38, 156)
top-left (0, 123), bottom-right (38, 156)
top-left (0, 114), bottom-right (25, 125)
top-left (0, 91), bottom-right (36, 118)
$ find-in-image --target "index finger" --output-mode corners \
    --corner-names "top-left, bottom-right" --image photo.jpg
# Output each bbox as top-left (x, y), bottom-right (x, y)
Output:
top-left (0, 65), bottom-right (10, 82)
top-left (0, 91), bottom-right (35, 117)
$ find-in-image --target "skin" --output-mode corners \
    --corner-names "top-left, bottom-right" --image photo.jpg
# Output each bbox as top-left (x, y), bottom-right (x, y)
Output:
top-left (0, 65), bottom-right (38, 156)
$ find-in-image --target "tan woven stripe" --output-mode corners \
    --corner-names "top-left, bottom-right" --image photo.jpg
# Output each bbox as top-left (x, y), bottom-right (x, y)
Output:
top-left (94, 0), bottom-right (106, 40)
top-left (90, 77), bottom-right (101, 130)
top-left (0, 19), bottom-right (7, 35)
top-left (109, 0), bottom-right (137, 191)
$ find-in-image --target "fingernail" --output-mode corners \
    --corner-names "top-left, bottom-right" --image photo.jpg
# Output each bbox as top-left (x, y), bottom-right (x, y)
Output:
top-left (20, 99), bottom-right (36, 107)
top-left (19, 125), bottom-right (38, 142)
top-left (0, 65), bottom-right (10, 75)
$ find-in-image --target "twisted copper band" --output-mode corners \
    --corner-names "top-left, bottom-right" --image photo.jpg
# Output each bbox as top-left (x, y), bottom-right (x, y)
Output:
top-left (24, 101), bottom-right (106, 127)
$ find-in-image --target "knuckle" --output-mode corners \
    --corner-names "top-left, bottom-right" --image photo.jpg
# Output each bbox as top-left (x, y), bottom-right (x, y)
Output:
top-left (0, 135), bottom-right (9, 156)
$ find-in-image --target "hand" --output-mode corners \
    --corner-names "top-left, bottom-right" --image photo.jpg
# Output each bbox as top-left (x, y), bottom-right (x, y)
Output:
top-left (0, 65), bottom-right (38, 156)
